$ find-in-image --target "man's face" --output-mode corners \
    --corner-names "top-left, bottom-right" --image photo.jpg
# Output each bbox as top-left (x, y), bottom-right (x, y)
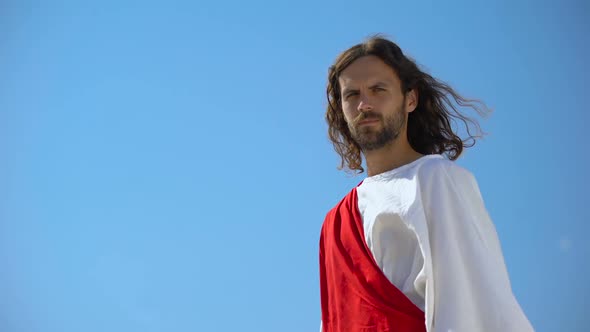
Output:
top-left (338, 55), bottom-right (414, 151)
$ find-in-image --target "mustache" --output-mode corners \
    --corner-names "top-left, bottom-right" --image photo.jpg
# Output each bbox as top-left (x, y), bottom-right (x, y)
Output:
top-left (353, 112), bottom-right (382, 125)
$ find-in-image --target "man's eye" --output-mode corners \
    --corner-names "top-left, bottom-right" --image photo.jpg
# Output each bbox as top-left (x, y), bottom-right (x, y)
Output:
top-left (345, 92), bottom-right (358, 99)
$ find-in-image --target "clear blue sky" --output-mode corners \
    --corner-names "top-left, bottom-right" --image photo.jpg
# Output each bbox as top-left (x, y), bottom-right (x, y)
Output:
top-left (1, 0), bottom-right (588, 331)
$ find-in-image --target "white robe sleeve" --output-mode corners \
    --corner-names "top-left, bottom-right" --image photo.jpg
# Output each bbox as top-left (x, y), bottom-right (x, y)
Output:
top-left (418, 162), bottom-right (534, 332)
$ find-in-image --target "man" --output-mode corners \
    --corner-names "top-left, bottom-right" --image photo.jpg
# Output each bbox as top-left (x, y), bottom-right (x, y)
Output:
top-left (319, 36), bottom-right (533, 332)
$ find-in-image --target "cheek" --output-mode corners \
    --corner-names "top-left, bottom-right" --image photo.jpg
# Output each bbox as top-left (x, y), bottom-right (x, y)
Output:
top-left (341, 102), bottom-right (357, 119)
top-left (342, 108), bottom-right (356, 125)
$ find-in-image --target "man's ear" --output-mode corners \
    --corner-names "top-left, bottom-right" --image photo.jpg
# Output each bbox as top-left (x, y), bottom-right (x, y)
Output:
top-left (406, 88), bottom-right (418, 113)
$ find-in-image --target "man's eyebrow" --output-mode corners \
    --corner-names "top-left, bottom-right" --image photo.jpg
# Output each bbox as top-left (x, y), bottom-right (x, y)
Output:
top-left (341, 87), bottom-right (358, 96)
top-left (342, 81), bottom-right (393, 95)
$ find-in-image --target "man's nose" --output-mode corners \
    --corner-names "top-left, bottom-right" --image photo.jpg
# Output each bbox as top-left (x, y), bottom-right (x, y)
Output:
top-left (357, 93), bottom-right (373, 113)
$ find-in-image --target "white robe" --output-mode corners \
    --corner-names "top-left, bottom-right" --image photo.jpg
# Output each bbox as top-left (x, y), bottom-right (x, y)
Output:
top-left (321, 154), bottom-right (533, 331)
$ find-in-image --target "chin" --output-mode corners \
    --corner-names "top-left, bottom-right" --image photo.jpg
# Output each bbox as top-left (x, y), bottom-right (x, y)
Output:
top-left (358, 128), bottom-right (383, 138)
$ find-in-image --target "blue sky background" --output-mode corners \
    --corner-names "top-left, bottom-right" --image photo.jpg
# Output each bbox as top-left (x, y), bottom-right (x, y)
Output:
top-left (1, 0), bottom-right (588, 331)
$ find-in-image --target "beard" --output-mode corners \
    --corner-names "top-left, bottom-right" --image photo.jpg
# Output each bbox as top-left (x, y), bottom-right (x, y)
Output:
top-left (348, 103), bottom-right (406, 152)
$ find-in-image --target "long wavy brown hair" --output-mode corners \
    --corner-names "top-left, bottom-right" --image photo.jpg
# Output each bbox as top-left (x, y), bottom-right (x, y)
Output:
top-left (326, 36), bottom-right (490, 173)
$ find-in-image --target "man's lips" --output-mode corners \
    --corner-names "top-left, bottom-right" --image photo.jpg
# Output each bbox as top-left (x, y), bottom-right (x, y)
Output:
top-left (357, 118), bottom-right (380, 126)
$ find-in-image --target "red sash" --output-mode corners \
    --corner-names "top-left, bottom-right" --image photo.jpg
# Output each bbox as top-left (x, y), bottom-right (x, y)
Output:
top-left (319, 188), bottom-right (426, 332)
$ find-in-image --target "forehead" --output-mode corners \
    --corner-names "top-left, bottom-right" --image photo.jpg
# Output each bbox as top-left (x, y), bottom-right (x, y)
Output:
top-left (338, 55), bottom-right (400, 87)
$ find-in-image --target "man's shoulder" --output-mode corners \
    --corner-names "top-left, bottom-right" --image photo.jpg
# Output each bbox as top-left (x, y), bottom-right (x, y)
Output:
top-left (325, 187), bottom-right (356, 216)
top-left (415, 154), bottom-right (455, 171)
top-left (414, 154), bottom-right (475, 185)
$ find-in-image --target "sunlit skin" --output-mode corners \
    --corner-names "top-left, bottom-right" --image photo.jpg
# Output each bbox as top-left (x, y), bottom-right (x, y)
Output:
top-left (338, 55), bottom-right (423, 176)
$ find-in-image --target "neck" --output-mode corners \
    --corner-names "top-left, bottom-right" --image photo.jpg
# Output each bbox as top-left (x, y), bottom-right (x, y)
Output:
top-left (363, 136), bottom-right (424, 177)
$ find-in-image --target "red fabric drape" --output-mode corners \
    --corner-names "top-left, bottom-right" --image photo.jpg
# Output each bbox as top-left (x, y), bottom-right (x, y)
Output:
top-left (320, 188), bottom-right (426, 332)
